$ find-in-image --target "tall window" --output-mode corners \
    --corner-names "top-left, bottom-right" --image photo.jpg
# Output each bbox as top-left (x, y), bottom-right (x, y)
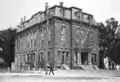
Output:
top-left (75, 12), bottom-right (81, 21)
top-left (29, 53), bottom-right (32, 63)
top-left (29, 34), bottom-right (32, 49)
top-left (41, 30), bottom-right (44, 45)
top-left (47, 51), bottom-right (50, 61)
top-left (80, 28), bottom-right (86, 44)
top-left (40, 52), bottom-right (43, 61)
top-left (16, 39), bottom-right (18, 51)
top-left (89, 32), bottom-right (94, 44)
top-left (27, 54), bottom-right (29, 63)
top-left (91, 53), bottom-right (96, 65)
top-left (25, 54), bottom-right (27, 63)
top-left (62, 51), bottom-right (65, 64)
top-left (76, 27), bottom-right (80, 43)
top-left (61, 24), bottom-right (66, 42)
top-left (23, 54), bottom-right (25, 63)
top-left (33, 53), bottom-right (35, 61)
top-left (60, 8), bottom-right (64, 17)
top-left (75, 52), bottom-right (78, 64)
top-left (61, 24), bottom-right (65, 35)
top-left (78, 15), bottom-right (80, 20)
top-left (23, 36), bottom-right (25, 50)
top-left (27, 34), bottom-right (30, 49)
top-left (33, 32), bottom-right (37, 48)
top-left (58, 51), bottom-right (61, 61)
top-left (31, 38), bottom-right (33, 48)
top-left (66, 51), bottom-right (69, 62)
top-left (18, 37), bottom-right (20, 50)
top-left (48, 28), bottom-right (51, 46)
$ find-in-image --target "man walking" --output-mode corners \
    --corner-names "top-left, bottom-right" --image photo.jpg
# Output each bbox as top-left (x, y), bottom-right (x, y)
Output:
top-left (49, 63), bottom-right (54, 75)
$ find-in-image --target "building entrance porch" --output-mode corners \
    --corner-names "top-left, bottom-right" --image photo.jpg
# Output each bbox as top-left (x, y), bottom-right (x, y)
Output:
top-left (73, 51), bottom-right (98, 66)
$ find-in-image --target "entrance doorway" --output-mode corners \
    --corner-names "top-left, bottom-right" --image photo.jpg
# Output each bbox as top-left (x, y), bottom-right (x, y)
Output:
top-left (81, 52), bottom-right (88, 65)
top-left (61, 51), bottom-right (65, 64)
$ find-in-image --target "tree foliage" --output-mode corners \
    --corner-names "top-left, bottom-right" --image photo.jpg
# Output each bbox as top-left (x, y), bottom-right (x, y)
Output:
top-left (0, 28), bottom-right (16, 67)
top-left (98, 18), bottom-right (120, 63)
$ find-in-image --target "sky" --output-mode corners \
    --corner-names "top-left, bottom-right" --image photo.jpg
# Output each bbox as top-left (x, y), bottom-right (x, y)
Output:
top-left (0, 0), bottom-right (120, 30)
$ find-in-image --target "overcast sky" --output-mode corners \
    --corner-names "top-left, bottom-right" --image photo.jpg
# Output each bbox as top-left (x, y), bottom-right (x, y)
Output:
top-left (0, 0), bottom-right (120, 30)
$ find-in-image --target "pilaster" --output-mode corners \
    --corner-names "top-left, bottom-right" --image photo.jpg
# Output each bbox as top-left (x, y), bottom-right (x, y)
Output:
top-left (88, 53), bottom-right (92, 65)
top-left (78, 51), bottom-right (81, 65)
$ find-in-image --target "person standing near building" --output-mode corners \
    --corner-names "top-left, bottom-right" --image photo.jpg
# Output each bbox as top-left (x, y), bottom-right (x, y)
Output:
top-left (49, 63), bottom-right (54, 75)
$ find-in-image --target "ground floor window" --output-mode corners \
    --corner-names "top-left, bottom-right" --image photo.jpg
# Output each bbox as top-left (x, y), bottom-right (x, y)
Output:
top-left (91, 53), bottom-right (97, 65)
top-left (58, 51), bottom-right (61, 61)
top-left (40, 52), bottom-right (43, 61)
top-left (66, 51), bottom-right (69, 62)
top-left (62, 51), bottom-right (65, 64)
top-left (33, 53), bottom-right (35, 61)
top-left (74, 52), bottom-right (78, 64)
top-left (47, 51), bottom-right (50, 61)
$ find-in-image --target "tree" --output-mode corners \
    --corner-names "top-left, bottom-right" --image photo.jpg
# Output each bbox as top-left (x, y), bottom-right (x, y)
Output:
top-left (0, 28), bottom-right (16, 67)
top-left (98, 18), bottom-right (120, 65)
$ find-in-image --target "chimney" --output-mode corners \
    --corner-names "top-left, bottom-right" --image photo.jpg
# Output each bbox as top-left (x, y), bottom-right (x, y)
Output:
top-left (45, 2), bottom-right (48, 11)
top-left (20, 18), bottom-right (23, 24)
top-left (60, 2), bottom-right (63, 7)
top-left (24, 16), bottom-right (26, 22)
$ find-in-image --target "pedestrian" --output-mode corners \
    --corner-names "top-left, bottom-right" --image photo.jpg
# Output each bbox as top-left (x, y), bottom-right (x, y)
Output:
top-left (49, 63), bottom-right (54, 75)
top-left (116, 64), bottom-right (119, 70)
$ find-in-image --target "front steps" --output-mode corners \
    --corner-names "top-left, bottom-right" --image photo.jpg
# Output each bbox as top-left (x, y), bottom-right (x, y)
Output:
top-left (74, 65), bottom-right (99, 70)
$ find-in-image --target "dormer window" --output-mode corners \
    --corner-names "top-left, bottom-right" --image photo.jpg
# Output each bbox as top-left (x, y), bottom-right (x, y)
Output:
top-left (59, 8), bottom-right (65, 18)
top-left (87, 16), bottom-right (92, 24)
top-left (60, 8), bottom-right (63, 13)
top-left (75, 11), bottom-right (81, 20)
top-left (74, 12), bottom-right (77, 18)
top-left (60, 8), bottom-right (63, 17)
top-left (78, 15), bottom-right (80, 20)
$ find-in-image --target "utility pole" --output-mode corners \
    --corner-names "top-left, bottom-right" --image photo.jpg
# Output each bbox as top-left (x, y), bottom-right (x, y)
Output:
top-left (45, 2), bottom-right (49, 75)
top-left (70, 8), bottom-right (73, 69)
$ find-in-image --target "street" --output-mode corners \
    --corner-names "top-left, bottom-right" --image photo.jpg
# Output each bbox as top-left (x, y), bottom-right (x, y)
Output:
top-left (0, 70), bottom-right (120, 82)
top-left (0, 76), bottom-right (120, 82)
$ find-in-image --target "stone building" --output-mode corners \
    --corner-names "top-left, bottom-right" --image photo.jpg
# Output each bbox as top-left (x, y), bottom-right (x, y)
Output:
top-left (14, 2), bottom-right (99, 71)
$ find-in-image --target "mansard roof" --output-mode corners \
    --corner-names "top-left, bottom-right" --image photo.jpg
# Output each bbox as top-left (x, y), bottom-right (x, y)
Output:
top-left (16, 3), bottom-right (97, 33)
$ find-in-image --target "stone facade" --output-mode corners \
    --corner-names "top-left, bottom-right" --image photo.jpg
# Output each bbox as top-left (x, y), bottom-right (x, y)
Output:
top-left (14, 3), bottom-right (99, 71)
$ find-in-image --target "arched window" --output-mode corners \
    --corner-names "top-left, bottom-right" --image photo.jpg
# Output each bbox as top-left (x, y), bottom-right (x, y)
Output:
top-left (61, 24), bottom-right (66, 42)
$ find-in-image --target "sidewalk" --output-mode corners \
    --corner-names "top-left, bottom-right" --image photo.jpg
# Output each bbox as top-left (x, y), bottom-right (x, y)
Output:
top-left (0, 69), bottom-right (120, 79)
